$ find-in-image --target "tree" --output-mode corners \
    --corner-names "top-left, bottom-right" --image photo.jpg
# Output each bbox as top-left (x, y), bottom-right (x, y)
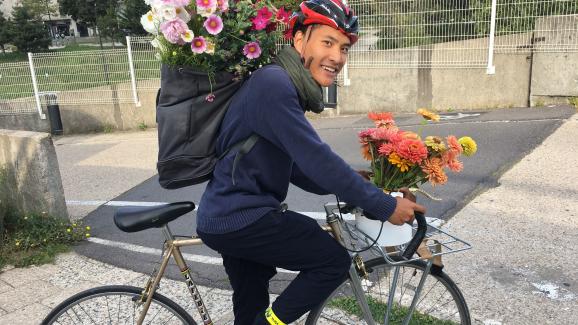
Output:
top-left (20, 0), bottom-right (58, 20)
top-left (58, 0), bottom-right (118, 30)
top-left (118, 0), bottom-right (149, 36)
top-left (10, 6), bottom-right (51, 53)
top-left (0, 2), bottom-right (11, 54)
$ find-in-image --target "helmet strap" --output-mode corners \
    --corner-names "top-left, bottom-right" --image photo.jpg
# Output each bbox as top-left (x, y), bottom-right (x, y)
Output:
top-left (300, 25), bottom-right (314, 69)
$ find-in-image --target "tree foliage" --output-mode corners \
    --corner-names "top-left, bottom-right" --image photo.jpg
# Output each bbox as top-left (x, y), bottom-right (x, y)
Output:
top-left (118, 0), bottom-right (149, 36)
top-left (10, 6), bottom-right (51, 53)
top-left (20, 0), bottom-right (58, 20)
top-left (0, 3), bottom-right (11, 54)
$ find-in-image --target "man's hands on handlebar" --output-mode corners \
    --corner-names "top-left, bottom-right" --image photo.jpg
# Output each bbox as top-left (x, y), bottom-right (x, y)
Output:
top-left (388, 187), bottom-right (426, 226)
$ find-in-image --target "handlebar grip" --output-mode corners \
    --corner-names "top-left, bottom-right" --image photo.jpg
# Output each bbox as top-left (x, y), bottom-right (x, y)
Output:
top-left (401, 211), bottom-right (427, 260)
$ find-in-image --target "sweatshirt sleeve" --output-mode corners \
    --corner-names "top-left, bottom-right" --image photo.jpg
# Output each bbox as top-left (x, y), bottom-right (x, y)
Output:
top-left (245, 66), bottom-right (397, 221)
top-left (290, 163), bottom-right (331, 195)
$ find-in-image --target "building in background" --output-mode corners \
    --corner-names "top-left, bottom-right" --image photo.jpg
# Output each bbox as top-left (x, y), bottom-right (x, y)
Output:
top-left (0, 0), bottom-right (95, 38)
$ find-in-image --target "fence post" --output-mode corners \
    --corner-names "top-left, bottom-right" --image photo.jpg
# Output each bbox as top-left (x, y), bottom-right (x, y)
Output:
top-left (28, 52), bottom-right (46, 119)
top-left (126, 36), bottom-right (141, 107)
top-left (343, 62), bottom-right (351, 86)
top-left (486, 0), bottom-right (497, 75)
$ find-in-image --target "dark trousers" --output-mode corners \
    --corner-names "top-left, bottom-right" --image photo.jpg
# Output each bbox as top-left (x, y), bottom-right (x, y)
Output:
top-left (198, 210), bottom-right (351, 325)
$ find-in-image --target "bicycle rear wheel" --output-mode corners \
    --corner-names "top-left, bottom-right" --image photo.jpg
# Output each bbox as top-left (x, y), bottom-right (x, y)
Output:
top-left (306, 257), bottom-right (470, 325)
top-left (41, 285), bottom-right (197, 325)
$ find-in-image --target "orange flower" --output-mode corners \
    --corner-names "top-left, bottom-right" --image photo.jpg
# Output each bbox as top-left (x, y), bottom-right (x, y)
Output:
top-left (401, 131), bottom-right (420, 140)
top-left (417, 108), bottom-right (440, 122)
top-left (361, 144), bottom-right (373, 161)
top-left (446, 135), bottom-right (463, 155)
top-left (368, 112), bottom-right (396, 128)
top-left (388, 152), bottom-right (413, 172)
top-left (421, 157), bottom-right (448, 185)
top-left (443, 150), bottom-right (464, 172)
top-left (397, 139), bottom-right (428, 164)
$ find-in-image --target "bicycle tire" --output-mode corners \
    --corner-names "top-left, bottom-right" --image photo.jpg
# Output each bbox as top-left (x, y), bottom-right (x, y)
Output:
top-left (41, 285), bottom-right (197, 325)
top-left (306, 256), bottom-right (470, 325)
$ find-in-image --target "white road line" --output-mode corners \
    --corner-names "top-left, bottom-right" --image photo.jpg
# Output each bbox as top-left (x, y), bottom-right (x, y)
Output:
top-left (88, 237), bottom-right (297, 274)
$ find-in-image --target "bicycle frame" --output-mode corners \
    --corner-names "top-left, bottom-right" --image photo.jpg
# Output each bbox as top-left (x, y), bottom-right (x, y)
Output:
top-left (136, 210), bottom-right (443, 325)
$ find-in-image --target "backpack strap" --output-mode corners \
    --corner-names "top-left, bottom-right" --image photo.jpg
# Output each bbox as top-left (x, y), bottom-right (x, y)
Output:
top-left (218, 134), bottom-right (260, 185)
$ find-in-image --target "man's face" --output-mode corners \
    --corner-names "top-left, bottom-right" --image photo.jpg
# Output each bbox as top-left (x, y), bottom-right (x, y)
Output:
top-left (293, 25), bottom-right (351, 87)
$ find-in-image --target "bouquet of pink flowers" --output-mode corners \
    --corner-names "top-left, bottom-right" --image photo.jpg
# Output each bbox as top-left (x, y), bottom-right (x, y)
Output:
top-left (358, 109), bottom-right (478, 191)
top-left (141, 0), bottom-right (290, 77)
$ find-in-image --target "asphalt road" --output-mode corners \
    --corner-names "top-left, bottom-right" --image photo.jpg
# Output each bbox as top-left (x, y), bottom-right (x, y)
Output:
top-left (75, 106), bottom-right (576, 292)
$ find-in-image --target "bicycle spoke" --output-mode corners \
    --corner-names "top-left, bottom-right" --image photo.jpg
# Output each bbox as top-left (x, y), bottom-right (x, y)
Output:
top-left (160, 313), bottom-right (177, 325)
top-left (76, 304), bottom-right (98, 324)
top-left (105, 295), bottom-right (112, 324)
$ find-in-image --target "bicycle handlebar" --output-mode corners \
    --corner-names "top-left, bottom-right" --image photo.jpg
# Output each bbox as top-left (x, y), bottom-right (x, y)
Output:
top-left (337, 205), bottom-right (427, 259)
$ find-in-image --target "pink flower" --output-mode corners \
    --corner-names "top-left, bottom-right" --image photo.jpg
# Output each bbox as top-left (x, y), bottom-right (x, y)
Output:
top-left (191, 36), bottom-right (207, 53)
top-left (397, 139), bottom-right (428, 164)
top-left (161, 0), bottom-right (191, 6)
top-left (160, 18), bottom-right (189, 44)
top-left (217, 0), bottom-right (229, 11)
top-left (378, 143), bottom-right (396, 156)
top-left (252, 7), bottom-right (273, 30)
top-left (196, 0), bottom-right (216, 9)
top-left (243, 41), bottom-right (262, 59)
top-left (358, 129), bottom-right (374, 144)
top-left (256, 7), bottom-right (273, 20)
top-left (204, 15), bottom-right (223, 35)
top-left (276, 7), bottom-right (290, 24)
top-left (205, 93), bottom-right (215, 102)
top-left (251, 15), bottom-right (269, 30)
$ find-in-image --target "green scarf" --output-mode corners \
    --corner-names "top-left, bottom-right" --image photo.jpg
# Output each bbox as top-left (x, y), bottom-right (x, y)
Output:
top-left (273, 47), bottom-right (325, 114)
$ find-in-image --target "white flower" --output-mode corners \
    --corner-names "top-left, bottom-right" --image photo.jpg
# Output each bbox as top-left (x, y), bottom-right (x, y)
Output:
top-left (140, 11), bottom-right (160, 35)
top-left (156, 5), bottom-right (177, 21)
top-left (175, 7), bottom-right (191, 23)
top-left (181, 30), bottom-right (194, 43)
top-left (197, 5), bottom-right (217, 18)
top-left (205, 39), bottom-right (215, 54)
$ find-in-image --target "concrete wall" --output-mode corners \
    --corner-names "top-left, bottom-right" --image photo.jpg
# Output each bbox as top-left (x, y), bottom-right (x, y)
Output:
top-left (0, 129), bottom-right (68, 219)
top-left (530, 16), bottom-right (578, 106)
top-left (339, 34), bottom-right (533, 113)
top-left (0, 82), bottom-right (158, 134)
top-left (57, 85), bottom-right (158, 134)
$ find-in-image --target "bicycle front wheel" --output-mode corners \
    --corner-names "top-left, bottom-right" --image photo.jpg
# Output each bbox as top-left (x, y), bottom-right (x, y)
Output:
top-left (306, 257), bottom-right (470, 325)
top-left (41, 285), bottom-right (197, 325)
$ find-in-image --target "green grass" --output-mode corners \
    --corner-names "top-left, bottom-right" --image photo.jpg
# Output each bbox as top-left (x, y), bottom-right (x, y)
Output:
top-left (0, 210), bottom-right (90, 270)
top-left (327, 296), bottom-right (459, 325)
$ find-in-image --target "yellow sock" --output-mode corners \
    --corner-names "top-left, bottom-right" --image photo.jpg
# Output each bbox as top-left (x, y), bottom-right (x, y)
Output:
top-left (264, 307), bottom-right (286, 325)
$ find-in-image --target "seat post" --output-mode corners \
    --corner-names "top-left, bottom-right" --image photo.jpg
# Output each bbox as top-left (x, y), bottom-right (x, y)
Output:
top-left (162, 224), bottom-right (175, 241)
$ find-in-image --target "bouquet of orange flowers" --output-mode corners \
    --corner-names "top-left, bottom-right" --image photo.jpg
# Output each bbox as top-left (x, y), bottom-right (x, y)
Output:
top-left (358, 109), bottom-right (477, 191)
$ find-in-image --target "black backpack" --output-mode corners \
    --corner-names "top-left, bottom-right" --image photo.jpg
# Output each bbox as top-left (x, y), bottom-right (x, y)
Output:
top-left (156, 65), bottom-right (258, 189)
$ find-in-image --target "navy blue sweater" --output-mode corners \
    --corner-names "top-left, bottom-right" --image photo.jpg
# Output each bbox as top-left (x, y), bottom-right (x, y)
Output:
top-left (197, 65), bottom-right (397, 234)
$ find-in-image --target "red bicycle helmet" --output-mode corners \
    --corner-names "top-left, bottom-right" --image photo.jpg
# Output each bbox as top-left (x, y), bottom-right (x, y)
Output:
top-left (289, 0), bottom-right (359, 44)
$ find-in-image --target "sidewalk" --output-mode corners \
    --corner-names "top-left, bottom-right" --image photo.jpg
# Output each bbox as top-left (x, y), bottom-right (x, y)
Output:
top-left (1, 113), bottom-right (577, 324)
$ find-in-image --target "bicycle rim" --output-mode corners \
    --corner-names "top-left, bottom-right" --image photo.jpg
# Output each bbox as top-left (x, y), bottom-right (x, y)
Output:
top-left (306, 257), bottom-right (470, 325)
top-left (42, 285), bottom-right (196, 325)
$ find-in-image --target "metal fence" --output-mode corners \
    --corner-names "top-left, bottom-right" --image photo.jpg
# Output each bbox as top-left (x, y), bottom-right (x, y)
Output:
top-left (0, 61), bottom-right (38, 116)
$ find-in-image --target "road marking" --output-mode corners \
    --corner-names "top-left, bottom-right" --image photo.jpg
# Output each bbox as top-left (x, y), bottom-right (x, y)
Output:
top-left (87, 237), bottom-right (298, 274)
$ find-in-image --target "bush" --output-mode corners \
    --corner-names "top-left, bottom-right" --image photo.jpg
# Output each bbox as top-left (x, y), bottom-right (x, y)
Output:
top-left (0, 211), bottom-right (90, 269)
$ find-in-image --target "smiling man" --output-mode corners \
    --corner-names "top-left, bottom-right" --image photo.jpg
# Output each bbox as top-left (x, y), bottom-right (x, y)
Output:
top-left (196, 1), bottom-right (426, 324)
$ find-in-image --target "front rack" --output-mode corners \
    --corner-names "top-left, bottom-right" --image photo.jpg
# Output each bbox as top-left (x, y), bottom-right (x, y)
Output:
top-left (325, 203), bottom-right (472, 266)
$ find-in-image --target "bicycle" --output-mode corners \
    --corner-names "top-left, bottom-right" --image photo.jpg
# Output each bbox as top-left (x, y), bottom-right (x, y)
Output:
top-left (42, 200), bottom-right (472, 325)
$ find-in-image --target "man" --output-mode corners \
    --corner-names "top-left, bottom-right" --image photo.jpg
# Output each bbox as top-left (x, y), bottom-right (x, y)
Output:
top-left (196, 0), bottom-right (426, 324)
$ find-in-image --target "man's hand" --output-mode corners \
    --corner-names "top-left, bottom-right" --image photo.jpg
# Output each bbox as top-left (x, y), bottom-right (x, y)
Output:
top-left (388, 197), bottom-right (426, 225)
top-left (397, 187), bottom-right (416, 203)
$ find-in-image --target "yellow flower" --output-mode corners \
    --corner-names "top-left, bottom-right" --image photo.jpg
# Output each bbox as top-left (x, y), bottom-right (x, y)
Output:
top-left (425, 136), bottom-right (446, 152)
top-left (72, 223), bottom-right (77, 227)
top-left (388, 152), bottom-right (413, 172)
top-left (15, 241), bottom-right (20, 246)
top-left (459, 136), bottom-right (477, 156)
top-left (66, 228), bottom-right (72, 233)
top-left (172, 51), bottom-right (177, 56)
top-left (417, 108), bottom-right (440, 122)
top-left (85, 233), bottom-right (91, 238)
top-left (85, 226), bottom-right (91, 231)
